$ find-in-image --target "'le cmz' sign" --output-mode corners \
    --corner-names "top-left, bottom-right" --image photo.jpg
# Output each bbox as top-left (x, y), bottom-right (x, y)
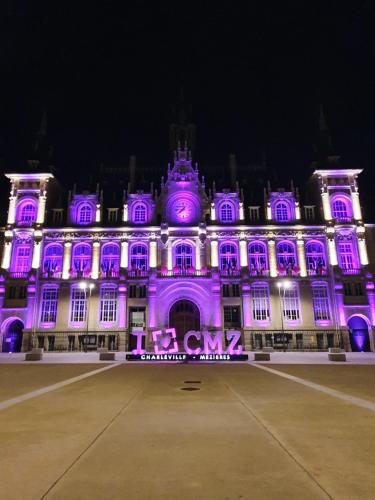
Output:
top-left (126, 329), bottom-right (248, 362)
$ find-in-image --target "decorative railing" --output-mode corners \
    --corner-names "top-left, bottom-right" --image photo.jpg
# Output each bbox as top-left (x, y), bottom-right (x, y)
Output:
top-left (251, 329), bottom-right (346, 351)
top-left (8, 272), bottom-right (28, 279)
top-left (341, 268), bottom-right (362, 275)
top-left (248, 269), bottom-right (270, 277)
top-left (41, 271), bottom-right (62, 279)
top-left (219, 269), bottom-right (241, 277)
top-left (307, 268), bottom-right (328, 276)
top-left (127, 270), bottom-right (149, 278)
top-left (158, 269), bottom-right (211, 278)
top-left (31, 332), bottom-right (120, 351)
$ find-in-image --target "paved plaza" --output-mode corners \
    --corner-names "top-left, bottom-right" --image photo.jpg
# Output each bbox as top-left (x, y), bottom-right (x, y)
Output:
top-left (1, 356), bottom-right (375, 499)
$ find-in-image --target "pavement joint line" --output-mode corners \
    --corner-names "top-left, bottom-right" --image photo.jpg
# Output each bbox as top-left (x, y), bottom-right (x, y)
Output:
top-left (219, 371), bottom-right (334, 500)
top-left (0, 363), bottom-right (120, 412)
top-left (40, 385), bottom-right (144, 500)
top-left (252, 363), bottom-right (375, 413)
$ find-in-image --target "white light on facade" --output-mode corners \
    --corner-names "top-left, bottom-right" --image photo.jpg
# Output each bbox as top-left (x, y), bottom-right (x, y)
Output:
top-left (149, 241), bottom-right (157, 268)
top-left (62, 242), bottom-right (72, 279)
top-left (210, 203), bottom-right (216, 221)
top-left (328, 239), bottom-right (338, 266)
top-left (239, 202), bottom-right (244, 220)
top-left (123, 204), bottom-right (128, 222)
top-left (351, 191), bottom-right (362, 221)
top-left (358, 238), bottom-right (369, 266)
top-left (297, 239), bottom-right (307, 277)
top-left (295, 203), bottom-right (301, 220)
top-left (36, 193), bottom-right (47, 224)
top-left (120, 241), bottom-right (129, 268)
top-left (195, 239), bottom-right (201, 270)
top-left (240, 239), bottom-right (248, 267)
top-left (95, 204), bottom-right (101, 223)
top-left (267, 239), bottom-right (277, 277)
top-left (266, 204), bottom-right (272, 220)
top-left (322, 192), bottom-right (332, 220)
top-left (91, 241), bottom-right (100, 279)
top-left (211, 240), bottom-right (218, 267)
top-left (7, 196), bottom-right (16, 225)
top-left (1, 241), bottom-right (12, 269)
top-left (32, 241), bottom-right (41, 269)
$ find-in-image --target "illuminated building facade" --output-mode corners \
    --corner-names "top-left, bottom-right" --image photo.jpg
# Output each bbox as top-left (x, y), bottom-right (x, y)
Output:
top-left (1, 144), bottom-right (375, 353)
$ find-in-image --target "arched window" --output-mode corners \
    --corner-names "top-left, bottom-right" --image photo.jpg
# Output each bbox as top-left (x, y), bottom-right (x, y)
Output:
top-left (77, 204), bottom-right (93, 225)
top-left (276, 241), bottom-right (296, 272)
top-left (248, 241), bottom-right (268, 275)
top-left (274, 201), bottom-right (290, 222)
top-left (305, 241), bottom-right (326, 275)
top-left (331, 196), bottom-right (352, 222)
top-left (220, 203), bottom-right (234, 223)
top-left (219, 243), bottom-right (238, 272)
top-left (130, 244), bottom-right (148, 271)
top-left (133, 203), bottom-right (147, 223)
top-left (174, 243), bottom-right (194, 270)
top-left (100, 243), bottom-right (120, 276)
top-left (43, 244), bottom-right (63, 276)
top-left (72, 244), bottom-right (92, 276)
top-left (17, 199), bottom-right (37, 226)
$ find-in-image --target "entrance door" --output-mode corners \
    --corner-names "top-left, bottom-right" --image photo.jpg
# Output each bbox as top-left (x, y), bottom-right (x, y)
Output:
top-left (348, 316), bottom-right (371, 352)
top-left (2, 319), bottom-right (24, 352)
top-left (169, 300), bottom-right (200, 347)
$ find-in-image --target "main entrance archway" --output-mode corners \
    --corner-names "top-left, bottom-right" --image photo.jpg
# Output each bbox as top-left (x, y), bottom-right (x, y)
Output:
top-left (1, 319), bottom-right (24, 353)
top-left (348, 315), bottom-right (371, 352)
top-left (169, 300), bottom-right (200, 346)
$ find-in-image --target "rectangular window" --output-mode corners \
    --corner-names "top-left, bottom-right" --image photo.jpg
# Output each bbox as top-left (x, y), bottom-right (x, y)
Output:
top-left (52, 209), bottom-right (64, 225)
top-left (354, 282), bottom-right (364, 296)
top-left (304, 206), bottom-right (315, 221)
top-left (251, 284), bottom-right (270, 321)
top-left (222, 284), bottom-right (230, 297)
top-left (99, 287), bottom-right (117, 323)
top-left (282, 285), bottom-right (300, 321)
top-left (232, 284), bottom-right (240, 297)
top-left (14, 245), bottom-right (32, 273)
top-left (249, 206), bottom-right (260, 221)
top-left (343, 282), bottom-right (352, 296)
top-left (107, 208), bottom-right (118, 223)
top-left (70, 288), bottom-right (87, 323)
top-left (223, 305), bottom-right (241, 326)
top-left (40, 287), bottom-right (59, 324)
top-left (312, 285), bottom-right (330, 322)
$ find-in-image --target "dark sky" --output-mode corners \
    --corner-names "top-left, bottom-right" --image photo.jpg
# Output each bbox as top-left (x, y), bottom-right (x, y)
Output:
top-left (1, 2), bottom-right (375, 194)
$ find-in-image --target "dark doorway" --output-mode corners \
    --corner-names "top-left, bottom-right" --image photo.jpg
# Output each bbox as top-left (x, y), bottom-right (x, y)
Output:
top-left (348, 316), bottom-right (371, 352)
top-left (2, 319), bottom-right (24, 352)
top-left (169, 300), bottom-right (200, 347)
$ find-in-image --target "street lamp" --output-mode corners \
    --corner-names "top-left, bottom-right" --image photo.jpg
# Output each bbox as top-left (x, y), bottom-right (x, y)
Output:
top-left (79, 282), bottom-right (95, 352)
top-left (277, 280), bottom-right (292, 351)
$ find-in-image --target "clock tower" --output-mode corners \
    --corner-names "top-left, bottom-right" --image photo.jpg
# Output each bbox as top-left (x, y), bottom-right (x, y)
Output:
top-left (161, 144), bottom-right (208, 225)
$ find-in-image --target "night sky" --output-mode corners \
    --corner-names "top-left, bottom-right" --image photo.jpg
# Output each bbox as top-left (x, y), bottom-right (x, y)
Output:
top-left (1, 2), bottom-right (375, 200)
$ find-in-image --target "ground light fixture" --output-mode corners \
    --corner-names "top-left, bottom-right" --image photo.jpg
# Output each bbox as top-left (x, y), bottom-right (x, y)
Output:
top-left (79, 282), bottom-right (95, 351)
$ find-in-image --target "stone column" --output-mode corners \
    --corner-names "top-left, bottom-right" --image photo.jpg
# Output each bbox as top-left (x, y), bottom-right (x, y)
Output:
top-left (267, 239), bottom-right (277, 277)
top-left (167, 240), bottom-right (173, 271)
top-left (91, 241), bottom-right (100, 279)
top-left (62, 242), bottom-right (72, 279)
top-left (118, 283), bottom-right (127, 351)
top-left (149, 241), bottom-right (157, 269)
top-left (31, 240), bottom-right (42, 269)
top-left (1, 240), bottom-right (12, 270)
top-left (297, 238), bottom-right (307, 277)
top-left (8, 195), bottom-right (17, 225)
top-left (195, 238), bottom-right (201, 270)
top-left (120, 240), bottom-right (129, 269)
top-left (240, 239), bottom-right (248, 268)
top-left (210, 239), bottom-right (218, 268)
top-left (36, 192), bottom-right (47, 224)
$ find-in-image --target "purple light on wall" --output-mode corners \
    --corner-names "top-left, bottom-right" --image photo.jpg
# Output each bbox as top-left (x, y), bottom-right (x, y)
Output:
top-left (353, 331), bottom-right (365, 351)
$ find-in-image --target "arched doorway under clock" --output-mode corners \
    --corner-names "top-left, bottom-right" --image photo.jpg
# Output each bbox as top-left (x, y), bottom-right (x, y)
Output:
top-left (169, 300), bottom-right (200, 348)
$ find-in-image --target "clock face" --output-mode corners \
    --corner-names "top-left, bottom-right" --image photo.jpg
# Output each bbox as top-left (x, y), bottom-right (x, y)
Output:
top-left (172, 199), bottom-right (194, 222)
